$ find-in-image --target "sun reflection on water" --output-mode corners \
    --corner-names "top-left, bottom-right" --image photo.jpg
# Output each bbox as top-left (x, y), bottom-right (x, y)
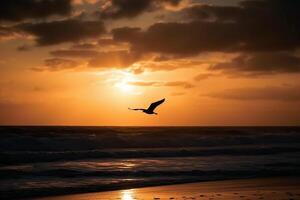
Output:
top-left (121, 190), bottom-right (135, 200)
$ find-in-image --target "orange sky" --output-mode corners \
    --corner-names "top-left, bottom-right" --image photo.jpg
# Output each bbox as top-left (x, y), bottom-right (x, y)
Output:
top-left (0, 0), bottom-right (300, 126)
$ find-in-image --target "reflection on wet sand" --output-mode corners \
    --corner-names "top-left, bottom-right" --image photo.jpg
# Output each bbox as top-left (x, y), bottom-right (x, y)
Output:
top-left (121, 190), bottom-right (135, 200)
top-left (36, 177), bottom-right (300, 200)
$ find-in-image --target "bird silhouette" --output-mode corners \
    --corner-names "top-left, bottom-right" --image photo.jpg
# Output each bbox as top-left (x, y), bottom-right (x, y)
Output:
top-left (129, 98), bottom-right (165, 115)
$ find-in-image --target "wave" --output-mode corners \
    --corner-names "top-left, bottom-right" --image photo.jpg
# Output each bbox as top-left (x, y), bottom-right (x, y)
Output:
top-left (2, 167), bottom-right (300, 180)
top-left (1, 169), bottom-right (300, 199)
top-left (1, 127), bottom-right (300, 199)
top-left (1, 146), bottom-right (300, 165)
top-left (1, 178), bottom-right (197, 199)
top-left (1, 126), bottom-right (300, 152)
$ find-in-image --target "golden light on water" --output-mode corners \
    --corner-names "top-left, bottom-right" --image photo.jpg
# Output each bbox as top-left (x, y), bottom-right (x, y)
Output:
top-left (121, 190), bottom-right (135, 200)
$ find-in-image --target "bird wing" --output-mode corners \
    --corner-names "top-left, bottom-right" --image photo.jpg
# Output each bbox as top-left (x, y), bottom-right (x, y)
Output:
top-left (147, 98), bottom-right (165, 112)
top-left (128, 108), bottom-right (145, 111)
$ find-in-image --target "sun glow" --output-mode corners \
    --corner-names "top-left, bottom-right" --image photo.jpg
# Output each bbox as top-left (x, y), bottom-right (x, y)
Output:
top-left (114, 71), bottom-right (137, 94)
top-left (116, 81), bottom-right (134, 92)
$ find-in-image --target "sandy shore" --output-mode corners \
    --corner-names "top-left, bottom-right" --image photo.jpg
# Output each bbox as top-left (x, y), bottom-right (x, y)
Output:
top-left (37, 177), bottom-right (300, 200)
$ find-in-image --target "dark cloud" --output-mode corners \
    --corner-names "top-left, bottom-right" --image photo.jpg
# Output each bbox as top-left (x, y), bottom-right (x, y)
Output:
top-left (98, 38), bottom-right (117, 45)
top-left (183, 4), bottom-right (241, 22)
top-left (100, 0), bottom-right (152, 19)
top-left (19, 19), bottom-right (105, 46)
top-left (50, 49), bottom-right (99, 58)
top-left (113, 15), bottom-right (299, 56)
top-left (71, 43), bottom-right (98, 49)
top-left (181, 0), bottom-right (300, 52)
top-left (69, 39), bottom-right (125, 50)
top-left (100, 0), bottom-right (182, 19)
top-left (112, 21), bottom-right (245, 56)
top-left (32, 58), bottom-right (81, 71)
top-left (165, 0), bottom-right (182, 6)
top-left (97, 38), bottom-right (126, 47)
top-left (205, 85), bottom-right (300, 101)
top-left (0, 0), bottom-right (72, 22)
top-left (0, 26), bottom-right (13, 40)
top-left (112, 27), bottom-right (141, 41)
top-left (17, 44), bottom-right (32, 51)
top-left (129, 81), bottom-right (194, 89)
top-left (0, 25), bottom-right (21, 41)
top-left (211, 53), bottom-right (300, 74)
top-left (113, 1), bottom-right (299, 52)
top-left (111, 0), bottom-right (300, 74)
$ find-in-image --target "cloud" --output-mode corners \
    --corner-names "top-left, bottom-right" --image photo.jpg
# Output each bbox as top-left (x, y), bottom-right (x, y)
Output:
top-left (129, 81), bottom-right (158, 86)
top-left (0, 26), bottom-right (13, 41)
top-left (113, 17), bottom-right (299, 56)
top-left (0, 0), bottom-right (72, 22)
top-left (43, 49), bottom-right (142, 71)
top-left (19, 19), bottom-right (105, 46)
top-left (194, 73), bottom-right (217, 81)
top-left (88, 50), bottom-right (139, 68)
top-left (205, 85), bottom-right (300, 101)
top-left (50, 49), bottom-right (99, 58)
top-left (97, 38), bottom-right (127, 48)
top-left (211, 52), bottom-right (300, 74)
top-left (128, 81), bottom-right (194, 89)
top-left (183, 0), bottom-right (300, 52)
top-left (46, 47), bottom-right (205, 72)
top-left (0, 25), bottom-right (22, 41)
top-left (17, 44), bottom-right (32, 51)
top-left (98, 38), bottom-right (118, 46)
top-left (136, 59), bottom-right (204, 72)
top-left (164, 81), bottom-right (194, 88)
top-left (112, 20), bottom-right (249, 56)
top-left (111, 0), bottom-right (300, 74)
top-left (129, 66), bottom-right (145, 74)
top-left (112, 1), bottom-right (299, 52)
top-left (182, 4), bottom-right (241, 22)
top-left (68, 39), bottom-right (126, 50)
top-left (73, 0), bottom-right (99, 5)
top-left (71, 43), bottom-right (98, 49)
top-left (99, 0), bottom-right (183, 19)
top-left (32, 58), bottom-right (82, 71)
top-left (100, 0), bottom-right (152, 19)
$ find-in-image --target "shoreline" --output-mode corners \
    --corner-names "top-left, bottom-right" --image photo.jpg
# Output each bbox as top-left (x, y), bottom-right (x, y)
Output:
top-left (34, 176), bottom-right (300, 200)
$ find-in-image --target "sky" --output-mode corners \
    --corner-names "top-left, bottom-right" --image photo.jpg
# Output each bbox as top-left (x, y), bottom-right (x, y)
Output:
top-left (0, 0), bottom-right (300, 126)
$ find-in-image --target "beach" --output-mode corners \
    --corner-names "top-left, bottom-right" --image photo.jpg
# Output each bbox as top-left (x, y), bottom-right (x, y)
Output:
top-left (37, 177), bottom-right (300, 200)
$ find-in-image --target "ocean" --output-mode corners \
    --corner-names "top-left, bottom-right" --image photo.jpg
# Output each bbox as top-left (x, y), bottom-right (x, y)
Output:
top-left (1, 126), bottom-right (300, 199)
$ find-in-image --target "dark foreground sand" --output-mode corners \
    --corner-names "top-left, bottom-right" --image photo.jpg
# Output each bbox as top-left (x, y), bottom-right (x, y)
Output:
top-left (37, 177), bottom-right (300, 200)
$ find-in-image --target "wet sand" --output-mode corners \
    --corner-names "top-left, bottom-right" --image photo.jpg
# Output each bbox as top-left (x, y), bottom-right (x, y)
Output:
top-left (37, 177), bottom-right (300, 200)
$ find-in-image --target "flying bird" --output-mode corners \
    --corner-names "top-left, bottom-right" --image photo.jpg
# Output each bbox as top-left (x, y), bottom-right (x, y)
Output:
top-left (129, 98), bottom-right (165, 115)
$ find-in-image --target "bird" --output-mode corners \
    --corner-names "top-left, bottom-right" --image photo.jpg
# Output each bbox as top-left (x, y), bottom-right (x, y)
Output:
top-left (129, 98), bottom-right (165, 115)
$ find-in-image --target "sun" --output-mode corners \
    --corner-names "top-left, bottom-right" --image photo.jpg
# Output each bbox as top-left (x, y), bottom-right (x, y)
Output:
top-left (116, 81), bottom-right (134, 92)
top-left (113, 71), bottom-right (136, 94)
